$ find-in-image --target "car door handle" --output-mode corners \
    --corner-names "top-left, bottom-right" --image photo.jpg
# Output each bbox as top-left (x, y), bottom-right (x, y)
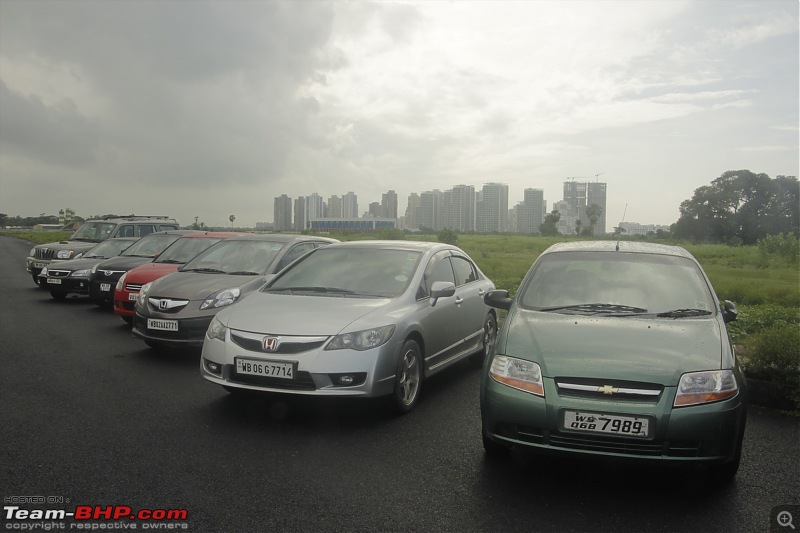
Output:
top-left (478, 289), bottom-right (485, 296)
top-left (455, 297), bottom-right (464, 305)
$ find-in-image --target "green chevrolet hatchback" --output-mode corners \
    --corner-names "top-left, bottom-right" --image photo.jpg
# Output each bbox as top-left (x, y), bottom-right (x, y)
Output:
top-left (480, 241), bottom-right (747, 481)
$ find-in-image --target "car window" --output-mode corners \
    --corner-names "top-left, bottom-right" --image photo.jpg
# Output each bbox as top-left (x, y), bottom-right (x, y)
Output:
top-left (418, 251), bottom-right (455, 299)
top-left (136, 225), bottom-right (157, 237)
top-left (276, 242), bottom-right (316, 271)
top-left (518, 251), bottom-right (716, 314)
top-left (451, 256), bottom-right (478, 286)
top-left (117, 225), bottom-right (135, 238)
top-left (155, 237), bottom-right (223, 263)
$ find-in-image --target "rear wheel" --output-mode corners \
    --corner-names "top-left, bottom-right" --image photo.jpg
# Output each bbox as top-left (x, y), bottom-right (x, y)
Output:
top-left (389, 339), bottom-right (422, 414)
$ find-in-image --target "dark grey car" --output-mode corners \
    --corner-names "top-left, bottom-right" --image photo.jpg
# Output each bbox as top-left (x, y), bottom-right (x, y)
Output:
top-left (132, 234), bottom-right (338, 350)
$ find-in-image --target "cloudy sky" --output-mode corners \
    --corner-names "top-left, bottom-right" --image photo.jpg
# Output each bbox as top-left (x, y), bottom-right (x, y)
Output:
top-left (1, 0), bottom-right (797, 229)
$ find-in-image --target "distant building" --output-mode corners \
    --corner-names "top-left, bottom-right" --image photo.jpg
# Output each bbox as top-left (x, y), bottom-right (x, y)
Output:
top-left (381, 190), bottom-right (398, 221)
top-left (477, 183), bottom-right (509, 233)
top-left (404, 193), bottom-right (420, 230)
top-left (342, 192), bottom-right (359, 218)
top-left (515, 188), bottom-right (544, 234)
top-left (273, 194), bottom-right (293, 232)
top-left (293, 196), bottom-right (307, 231)
top-left (309, 218), bottom-right (396, 232)
top-left (563, 180), bottom-right (608, 235)
top-left (618, 222), bottom-right (671, 236)
top-left (328, 195), bottom-right (342, 218)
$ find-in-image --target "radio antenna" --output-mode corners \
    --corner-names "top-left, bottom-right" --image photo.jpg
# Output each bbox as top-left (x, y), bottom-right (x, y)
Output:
top-left (616, 204), bottom-right (628, 251)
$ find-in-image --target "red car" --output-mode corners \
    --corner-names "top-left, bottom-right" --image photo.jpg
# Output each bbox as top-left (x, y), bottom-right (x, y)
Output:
top-left (114, 232), bottom-right (248, 323)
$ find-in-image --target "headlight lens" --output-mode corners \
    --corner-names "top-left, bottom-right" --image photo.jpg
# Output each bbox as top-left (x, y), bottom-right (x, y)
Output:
top-left (91, 264), bottom-right (99, 274)
top-left (200, 288), bottom-right (241, 310)
top-left (138, 282), bottom-right (153, 303)
top-left (72, 269), bottom-right (90, 278)
top-left (207, 316), bottom-right (228, 341)
top-left (489, 355), bottom-right (544, 396)
top-left (41, 267), bottom-right (49, 276)
top-left (56, 250), bottom-right (74, 259)
top-left (30, 247), bottom-right (36, 256)
top-left (674, 370), bottom-right (738, 407)
top-left (326, 325), bottom-right (395, 351)
top-left (116, 273), bottom-right (127, 291)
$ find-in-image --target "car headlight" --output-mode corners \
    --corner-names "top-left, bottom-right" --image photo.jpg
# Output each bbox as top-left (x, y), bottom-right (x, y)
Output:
top-left (40, 267), bottom-right (49, 276)
top-left (30, 247), bottom-right (36, 256)
top-left (489, 355), bottom-right (544, 396)
top-left (116, 272), bottom-right (127, 291)
top-left (56, 250), bottom-right (74, 259)
top-left (200, 288), bottom-right (241, 310)
top-left (91, 264), bottom-right (99, 274)
top-left (326, 325), bottom-right (395, 351)
top-left (207, 316), bottom-right (228, 341)
top-left (138, 282), bottom-right (153, 302)
top-left (72, 269), bottom-right (90, 278)
top-left (674, 370), bottom-right (738, 407)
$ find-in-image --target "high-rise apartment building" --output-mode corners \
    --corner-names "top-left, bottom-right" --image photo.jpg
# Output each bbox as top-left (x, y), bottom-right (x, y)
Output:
top-left (342, 192), bottom-right (359, 218)
top-left (477, 183), bottom-right (509, 233)
top-left (327, 195), bottom-right (342, 218)
top-left (381, 190), bottom-right (398, 221)
top-left (306, 193), bottom-right (325, 221)
top-left (563, 179), bottom-right (608, 235)
top-left (515, 188), bottom-right (544, 234)
top-left (446, 184), bottom-right (476, 232)
top-left (293, 196), bottom-right (307, 232)
top-left (418, 190), bottom-right (443, 231)
top-left (405, 193), bottom-right (420, 230)
top-left (273, 194), bottom-right (293, 232)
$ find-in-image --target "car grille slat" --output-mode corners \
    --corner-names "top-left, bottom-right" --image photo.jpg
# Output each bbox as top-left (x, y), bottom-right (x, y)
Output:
top-left (556, 377), bottom-right (663, 403)
top-left (125, 283), bottom-right (144, 291)
top-left (35, 249), bottom-right (56, 260)
top-left (230, 331), bottom-right (328, 354)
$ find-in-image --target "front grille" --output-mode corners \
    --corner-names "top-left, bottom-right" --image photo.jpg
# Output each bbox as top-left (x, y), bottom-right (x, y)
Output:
top-left (495, 424), bottom-right (701, 458)
top-left (48, 270), bottom-right (71, 278)
top-left (125, 283), bottom-right (144, 291)
top-left (556, 377), bottom-right (663, 403)
top-left (35, 248), bottom-right (56, 260)
top-left (229, 367), bottom-right (317, 391)
top-left (230, 332), bottom-right (327, 354)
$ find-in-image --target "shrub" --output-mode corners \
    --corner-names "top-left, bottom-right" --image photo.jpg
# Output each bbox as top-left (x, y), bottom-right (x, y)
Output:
top-left (726, 304), bottom-right (800, 345)
top-left (758, 233), bottom-right (800, 267)
top-left (437, 228), bottom-right (459, 245)
top-left (742, 326), bottom-right (800, 411)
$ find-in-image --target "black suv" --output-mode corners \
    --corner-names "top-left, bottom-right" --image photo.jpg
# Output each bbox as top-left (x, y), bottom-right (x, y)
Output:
top-left (26, 215), bottom-right (180, 286)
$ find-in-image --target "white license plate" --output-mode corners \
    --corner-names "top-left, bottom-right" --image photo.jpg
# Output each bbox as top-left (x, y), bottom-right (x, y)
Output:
top-left (236, 358), bottom-right (294, 380)
top-left (563, 410), bottom-right (650, 438)
top-left (47, 278), bottom-right (62, 285)
top-left (147, 318), bottom-right (178, 331)
top-left (34, 262), bottom-right (47, 268)
top-left (100, 283), bottom-right (112, 292)
top-left (128, 293), bottom-right (139, 301)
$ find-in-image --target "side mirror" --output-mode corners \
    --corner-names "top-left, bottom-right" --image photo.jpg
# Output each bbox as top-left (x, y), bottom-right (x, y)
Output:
top-left (722, 300), bottom-right (738, 323)
top-left (484, 289), bottom-right (512, 311)
top-left (430, 281), bottom-right (456, 307)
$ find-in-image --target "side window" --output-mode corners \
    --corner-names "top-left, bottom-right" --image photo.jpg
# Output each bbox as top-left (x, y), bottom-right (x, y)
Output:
top-left (117, 225), bottom-right (135, 238)
top-left (136, 225), bottom-right (156, 237)
top-left (417, 251), bottom-right (455, 299)
top-left (277, 243), bottom-right (316, 271)
top-left (451, 256), bottom-right (478, 286)
top-left (159, 224), bottom-right (180, 231)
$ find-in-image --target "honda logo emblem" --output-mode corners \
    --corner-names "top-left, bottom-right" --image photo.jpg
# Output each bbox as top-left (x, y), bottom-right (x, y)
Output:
top-left (263, 337), bottom-right (280, 352)
top-left (159, 300), bottom-right (169, 311)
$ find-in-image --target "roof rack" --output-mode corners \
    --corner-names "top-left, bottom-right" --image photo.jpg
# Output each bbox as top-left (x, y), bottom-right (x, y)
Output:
top-left (98, 214), bottom-right (175, 221)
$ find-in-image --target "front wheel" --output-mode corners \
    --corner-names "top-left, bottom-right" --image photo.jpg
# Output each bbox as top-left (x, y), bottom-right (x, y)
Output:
top-left (389, 339), bottom-right (423, 414)
top-left (470, 313), bottom-right (497, 368)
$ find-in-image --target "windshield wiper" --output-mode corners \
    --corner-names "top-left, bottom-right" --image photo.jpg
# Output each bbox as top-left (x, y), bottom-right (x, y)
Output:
top-left (227, 271), bottom-right (260, 276)
top-left (267, 286), bottom-right (357, 295)
top-left (539, 303), bottom-right (648, 315)
top-left (656, 308), bottom-right (712, 318)
top-left (185, 267), bottom-right (225, 274)
top-left (157, 259), bottom-right (185, 264)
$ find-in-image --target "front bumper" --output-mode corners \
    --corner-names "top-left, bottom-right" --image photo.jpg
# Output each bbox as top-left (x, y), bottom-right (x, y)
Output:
top-left (132, 312), bottom-right (215, 349)
top-left (200, 331), bottom-right (401, 398)
top-left (481, 375), bottom-right (746, 464)
top-left (44, 276), bottom-right (90, 295)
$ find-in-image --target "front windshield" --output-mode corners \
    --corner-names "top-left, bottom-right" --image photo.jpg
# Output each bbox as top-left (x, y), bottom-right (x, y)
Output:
top-left (266, 247), bottom-right (422, 298)
top-left (518, 251), bottom-right (716, 316)
top-left (155, 237), bottom-right (223, 264)
top-left (83, 239), bottom-right (135, 259)
top-left (70, 222), bottom-right (116, 241)
top-left (122, 234), bottom-right (181, 258)
top-left (182, 240), bottom-right (286, 274)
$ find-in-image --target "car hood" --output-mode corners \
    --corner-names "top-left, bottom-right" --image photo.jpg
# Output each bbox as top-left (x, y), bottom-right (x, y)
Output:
top-left (46, 257), bottom-right (108, 272)
top-left (502, 310), bottom-right (724, 386)
top-left (219, 292), bottom-right (391, 336)
top-left (96, 256), bottom-right (154, 271)
top-left (125, 262), bottom-right (181, 284)
top-left (149, 271), bottom-right (266, 301)
top-left (36, 240), bottom-right (98, 252)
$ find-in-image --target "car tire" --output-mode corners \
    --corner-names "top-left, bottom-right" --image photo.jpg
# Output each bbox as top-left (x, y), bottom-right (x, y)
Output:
top-left (49, 291), bottom-right (67, 300)
top-left (482, 420), bottom-right (510, 459)
top-left (707, 431), bottom-right (744, 484)
top-left (389, 339), bottom-right (423, 414)
top-left (471, 312), bottom-right (497, 368)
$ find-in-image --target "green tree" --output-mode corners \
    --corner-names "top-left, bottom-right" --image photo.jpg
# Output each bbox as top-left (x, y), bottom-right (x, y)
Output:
top-left (585, 204), bottom-right (603, 236)
top-left (540, 210), bottom-right (561, 236)
top-left (437, 227), bottom-right (459, 245)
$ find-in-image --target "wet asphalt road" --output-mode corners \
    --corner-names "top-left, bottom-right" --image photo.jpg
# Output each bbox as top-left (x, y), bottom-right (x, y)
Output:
top-left (1, 235), bottom-right (798, 533)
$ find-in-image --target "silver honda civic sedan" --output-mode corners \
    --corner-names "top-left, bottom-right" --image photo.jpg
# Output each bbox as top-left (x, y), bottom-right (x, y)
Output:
top-left (201, 240), bottom-right (497, 413)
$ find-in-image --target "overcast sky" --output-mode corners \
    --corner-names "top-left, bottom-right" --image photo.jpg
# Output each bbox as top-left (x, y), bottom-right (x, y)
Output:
top-left (1, 0), bottom-right (797, 229)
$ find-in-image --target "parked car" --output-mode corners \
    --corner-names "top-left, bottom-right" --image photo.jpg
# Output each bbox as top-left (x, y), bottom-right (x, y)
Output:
top-left (200, 240), bottom-right (497, 413)
top-left (480, 241), bottom-right (747, 481)
top-left (132, 234), bottom-right (338, 351)
top-left (39, 237), bottom-right (139, 299)
top-left (88, 230), bottom-right (198, 306)
top-left (114, 232), bottom-right (249, 324)
top-left (26, 215), bottom-right (179, 286)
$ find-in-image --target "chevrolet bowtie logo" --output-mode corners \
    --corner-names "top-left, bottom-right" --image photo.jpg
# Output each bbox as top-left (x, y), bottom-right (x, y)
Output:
top-left (597, 385), bottom-right (620, 395)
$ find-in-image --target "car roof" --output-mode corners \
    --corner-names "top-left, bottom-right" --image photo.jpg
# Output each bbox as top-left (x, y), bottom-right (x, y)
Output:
top-left (323, 240), bottom-right (457, 252)
top-left (542, 240), bottom-right (695, 259)
top-left (177, 231), bottom-right (250, 239)
top-left (219, 234), bottom-right (339, 244)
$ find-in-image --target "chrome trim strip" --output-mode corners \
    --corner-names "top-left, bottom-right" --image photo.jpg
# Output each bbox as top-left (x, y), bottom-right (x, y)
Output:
top-left (557, 383), bottom-right (661, 396)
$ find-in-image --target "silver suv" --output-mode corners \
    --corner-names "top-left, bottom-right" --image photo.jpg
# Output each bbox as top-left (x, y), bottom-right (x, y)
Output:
top-left (26, 215), bottom-right (180, 286)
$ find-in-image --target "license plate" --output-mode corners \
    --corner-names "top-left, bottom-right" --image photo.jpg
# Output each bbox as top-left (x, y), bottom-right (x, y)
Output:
top-left (128, 293), bottom-right (139, 301)
top-left (47, 278), bottom-right (62, 285)
top-left (236, 358), bottom-right (294, 380)
top-left (563, 410), bottom-right (650, 438)
top-left (147, 318), bottom-right (178, 331)
top-left (34, 262), bottom-right (47, 268)
top-left (100, 283), bottom-right (112, 292)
